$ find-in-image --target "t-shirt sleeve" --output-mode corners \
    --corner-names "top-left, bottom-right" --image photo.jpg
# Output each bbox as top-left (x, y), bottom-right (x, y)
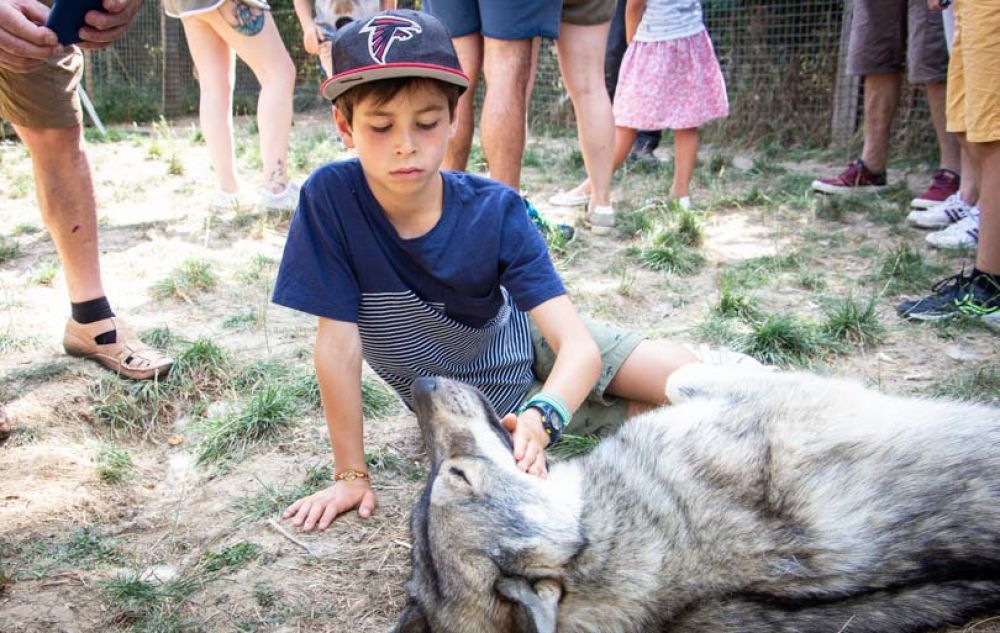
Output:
top-left (271, 172), bottom-right (361, 322)
top-left (497, 194), bottom-right (566, 311)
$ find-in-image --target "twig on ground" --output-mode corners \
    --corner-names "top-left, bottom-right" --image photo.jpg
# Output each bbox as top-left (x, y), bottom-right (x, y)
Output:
top-left (267, 518), bottom-right (315, 557)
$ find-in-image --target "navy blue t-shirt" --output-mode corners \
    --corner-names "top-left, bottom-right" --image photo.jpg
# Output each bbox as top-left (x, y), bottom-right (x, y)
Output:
top-left (272, 159), bottom-right (566, 414)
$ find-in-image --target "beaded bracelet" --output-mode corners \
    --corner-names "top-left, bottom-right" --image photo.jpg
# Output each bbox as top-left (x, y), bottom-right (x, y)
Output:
top-left (517, 392), bottom-right (572, 429)
top-left (333, 469), bottom-right (371, 482)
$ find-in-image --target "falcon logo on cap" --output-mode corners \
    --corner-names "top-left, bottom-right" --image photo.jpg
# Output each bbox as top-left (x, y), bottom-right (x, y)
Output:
top-left (360, 15), bottom-right (422, 65)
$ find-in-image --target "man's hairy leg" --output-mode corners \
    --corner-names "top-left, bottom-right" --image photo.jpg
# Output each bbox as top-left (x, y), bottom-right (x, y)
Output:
top-left (480, 36), bottom-right (533, 189)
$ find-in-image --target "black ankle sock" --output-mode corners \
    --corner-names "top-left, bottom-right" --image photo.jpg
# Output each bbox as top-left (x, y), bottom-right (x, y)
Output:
top-left (971, 268), bottom-right (1000, 288)
top-left (70, 297), bottom-right (117, 344)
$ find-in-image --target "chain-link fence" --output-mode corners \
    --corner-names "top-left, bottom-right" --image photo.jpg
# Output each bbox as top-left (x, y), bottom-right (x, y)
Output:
top-left (79, 0), bottom-right (936, 151)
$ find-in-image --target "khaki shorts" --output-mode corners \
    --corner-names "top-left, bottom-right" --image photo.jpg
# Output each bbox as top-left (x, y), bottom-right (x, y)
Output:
top-left (528, 318), bottom-right (643, 437)
top-left (946, 0), bottom-right (1000, 143)
top-left (847, 0), bottom-right (949, 83)
top-left (0, 47), bottom-right (83, 129)
top-left (561, 0), bottom-right (616, 26)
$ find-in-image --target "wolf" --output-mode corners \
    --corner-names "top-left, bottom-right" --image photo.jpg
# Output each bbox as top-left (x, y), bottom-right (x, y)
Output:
top-left (392, 364), bottom-right (1000, 633)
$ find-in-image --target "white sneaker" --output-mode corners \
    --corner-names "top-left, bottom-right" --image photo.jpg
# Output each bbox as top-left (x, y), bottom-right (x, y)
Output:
top-left (925, 209), bottom-right (980, 249)
top-left (210, 190), bottom-right (243, 212)
top-left (687, 343), bottom-right (764, 368)
top-left (907, 193), bottom-right (974, 230)
top-left (585, 205), bottom-right (616, 235)
top-left (677, 196), bottom-right (691, 211)
top-left (259, 182), bottom-right (301, 211)
top-left (548, 190), bottom-right (590, 207)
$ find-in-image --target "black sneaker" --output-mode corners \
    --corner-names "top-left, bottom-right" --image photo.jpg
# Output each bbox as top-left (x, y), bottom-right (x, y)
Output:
top-left (897, 271), bottom-right (1000, 325)
top-left (627, 144), bottom-right (660, 170)
top-left (524, 197), bottom-right (575, 243)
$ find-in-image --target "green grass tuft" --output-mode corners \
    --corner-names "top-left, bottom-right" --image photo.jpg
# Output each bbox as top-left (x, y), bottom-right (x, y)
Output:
top-left (200, 542), bottom-right (261, 573)
top-left (97, 444), bottom-right (135, 484)
top-left (930, 364), bottom-right (999, 404)
top-left (872, 242), bottom-right (948, 294)
top-left (0, 236), bottom-right (19, 263)
top-left (151, 259), bottom-right (217, 301)
top-left (547, 434), bottom-right (601, 459)
top-left (361, 376), bottom-right (398, 418)
top-left (822, 295), bottom-right (884, 347)
top-left (365, 445), bottom-right (424, 481)
top-left (742, 313), bottom-right (831, 367)
top-left (196, 384), bottom-right (298, 464)
top-left (101, 571), bottom-right (202, 632)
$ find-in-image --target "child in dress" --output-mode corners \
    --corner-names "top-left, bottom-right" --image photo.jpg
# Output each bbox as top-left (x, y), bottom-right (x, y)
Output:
top-left (567, 0), bottom-right (727, 217)
top-left (294, 0), bottom-right (396, 77)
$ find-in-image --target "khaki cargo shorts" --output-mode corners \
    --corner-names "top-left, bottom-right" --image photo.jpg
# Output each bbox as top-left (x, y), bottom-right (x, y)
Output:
top-left (946, 0), bottom-right (1000, 143)
top-left (0, 47), bottom-right (84, 129)
top-left (528, 317), bottom-right (643, 437)
top-left (561, 0), bottom-right (616, 26)
top-left (847, 0), bottom-right (949, 83)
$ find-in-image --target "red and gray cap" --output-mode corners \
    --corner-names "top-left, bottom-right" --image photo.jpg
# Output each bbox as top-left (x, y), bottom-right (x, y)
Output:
top-left (320, 9), bottom-right (470, 102)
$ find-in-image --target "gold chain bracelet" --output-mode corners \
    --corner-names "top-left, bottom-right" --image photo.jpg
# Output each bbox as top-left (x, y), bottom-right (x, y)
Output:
top-left (333, 469), bottom-right (371, 482)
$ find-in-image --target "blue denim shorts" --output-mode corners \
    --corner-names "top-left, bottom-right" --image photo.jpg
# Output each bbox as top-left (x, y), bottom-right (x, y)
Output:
top-left (422, 0), bottom-right (561, 40)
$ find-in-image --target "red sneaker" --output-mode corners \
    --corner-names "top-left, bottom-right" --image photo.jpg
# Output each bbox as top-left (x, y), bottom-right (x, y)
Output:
top-left (811, 159), bottom-right (887, 194)
top-left (910, 168), bottom-right (960, 209)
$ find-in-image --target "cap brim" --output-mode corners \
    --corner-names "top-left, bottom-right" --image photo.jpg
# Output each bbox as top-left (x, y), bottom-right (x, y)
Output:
top-left (320, 62), bottom-right (470, 101)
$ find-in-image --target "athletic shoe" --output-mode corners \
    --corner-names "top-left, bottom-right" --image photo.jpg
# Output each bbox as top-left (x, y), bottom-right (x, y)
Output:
top-left (548, 190), bottom-right (590, 207)
top-left (910, 168), bottom-right (960, 209)
top-left (676, 196), bottom-right (691, 211)
top-left (627, 144), bottom-right (660, 169)
top-left (687, 343), bottom-right (765, 369)
top-left (525, 197), bottom-right (575, 243)
top-left (925, 210), bottom-right (979, 249)
top-left (897, 271), bottom-right (1000, 325)
top-left (811, 159), bottom-right (887, 194)
top-left (259, 181), bottom-right (301, 211)
top-left (906, 192), bottom-right (974, 229)
top-left (585, 205), bottom-right (616, 235)
top-left (210, 190), bottom-right (243, 212)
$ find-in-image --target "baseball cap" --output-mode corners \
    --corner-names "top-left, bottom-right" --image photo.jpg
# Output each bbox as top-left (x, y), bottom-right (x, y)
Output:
top-left (320, 9), bottom-right (470, 102)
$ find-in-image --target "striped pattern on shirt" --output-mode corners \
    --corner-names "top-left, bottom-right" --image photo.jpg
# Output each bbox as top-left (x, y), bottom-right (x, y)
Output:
top-left (357, 288), bottom-right (534, 416)
top-left (634, 0), bottom-right (705, 42)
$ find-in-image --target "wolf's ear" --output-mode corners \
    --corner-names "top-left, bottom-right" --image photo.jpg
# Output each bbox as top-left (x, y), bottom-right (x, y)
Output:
top-left (495, 577), bottom-right (561, 633)
top-left (390, 602), bottom-right (431, 633)
top-left (439, 458), bottom-right (485, 496)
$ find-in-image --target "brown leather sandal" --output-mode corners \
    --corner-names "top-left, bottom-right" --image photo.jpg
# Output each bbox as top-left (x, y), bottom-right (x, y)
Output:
top-left (63, 317), bottom-right (173, 380)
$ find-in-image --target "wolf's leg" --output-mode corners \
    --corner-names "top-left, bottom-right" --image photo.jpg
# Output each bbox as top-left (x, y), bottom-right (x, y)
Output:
top-left (666, 581), bottom-right (1000, 633)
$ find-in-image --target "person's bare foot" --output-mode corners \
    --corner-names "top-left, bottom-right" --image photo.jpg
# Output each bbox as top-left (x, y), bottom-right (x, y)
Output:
top-left (0, 404), bottom-right (10, 443)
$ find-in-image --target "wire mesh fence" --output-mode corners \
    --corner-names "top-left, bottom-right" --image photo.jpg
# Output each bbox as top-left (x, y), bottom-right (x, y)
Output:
top-left (74, 0), bottom-right (936, 152)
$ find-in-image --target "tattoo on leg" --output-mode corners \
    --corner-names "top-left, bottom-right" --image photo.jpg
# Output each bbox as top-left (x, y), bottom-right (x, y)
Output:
top-left (227, 0), bottom-right (265, 36)
top-left (267, 158), bottom-right (288, 189)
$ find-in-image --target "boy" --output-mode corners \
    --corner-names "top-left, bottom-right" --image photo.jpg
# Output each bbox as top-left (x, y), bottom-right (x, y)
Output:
top-left (273, 10), bottom-right (742, 532)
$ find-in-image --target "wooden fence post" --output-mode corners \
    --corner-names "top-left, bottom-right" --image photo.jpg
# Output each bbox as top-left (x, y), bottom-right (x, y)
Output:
top-left (161, 8), bottom-right (184, 117)
top-left (830, 0), bottom-right (860, 146)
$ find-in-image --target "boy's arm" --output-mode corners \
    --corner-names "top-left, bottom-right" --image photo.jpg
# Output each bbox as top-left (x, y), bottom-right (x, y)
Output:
top-left (283, 317), bottom-right (375, 532)
top-left (503, 295), bottom-right (601, 476)
top-left (292, 0), bottom-right (322, 54)
top-left (624, 0), bottom-right (646, 43)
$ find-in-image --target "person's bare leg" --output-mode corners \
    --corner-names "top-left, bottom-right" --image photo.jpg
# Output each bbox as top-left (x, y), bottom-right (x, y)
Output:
top-left (604, 340), bottom-right (698, 416)
top-left (480, 36), bottom-right (533, 188)
top-left (195, 5), bottom-right (296, 192)
top-left (926, 81), bottom-right (961, 173)
top-left (972, 141), bottom-right (999, 273)
top-left (14, 125), bottom-right (104, 302)
top-left (860, 74), bottom-right (902, 173)
top-left (671, 127), bottom-right (699, 200)
top-left (571, 125), bottom-right (637, 196)
top-left (557, 21), bottom-right (614, 208)
top-left (446, 34), bottom-right (483, 172)
top-left (957, 133), bottom-right (981, 204)
top-left (182, 17), bottom-right (239, 193)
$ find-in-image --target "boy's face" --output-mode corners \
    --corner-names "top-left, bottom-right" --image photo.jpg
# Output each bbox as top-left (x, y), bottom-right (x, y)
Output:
top-left (335, 83), bottom-right (455, 202)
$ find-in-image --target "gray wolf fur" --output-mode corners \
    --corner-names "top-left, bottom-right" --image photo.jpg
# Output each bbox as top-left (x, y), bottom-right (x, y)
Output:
top-left (393, 364), bottom-right (1000, 633)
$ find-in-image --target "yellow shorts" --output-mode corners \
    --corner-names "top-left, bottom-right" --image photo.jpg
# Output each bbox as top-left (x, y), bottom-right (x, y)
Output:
top-left (946, 0), bottom-right (1000, 142)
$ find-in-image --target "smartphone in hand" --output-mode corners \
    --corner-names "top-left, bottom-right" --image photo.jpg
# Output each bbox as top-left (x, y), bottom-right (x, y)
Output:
top-left (45, 0), bottom-right (106, 46)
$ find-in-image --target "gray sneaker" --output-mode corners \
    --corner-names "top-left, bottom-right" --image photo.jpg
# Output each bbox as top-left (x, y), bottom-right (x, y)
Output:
top-left (259, 182), bottom-right (301, 211)
top-left (585, 205), bottom-right (616, 235)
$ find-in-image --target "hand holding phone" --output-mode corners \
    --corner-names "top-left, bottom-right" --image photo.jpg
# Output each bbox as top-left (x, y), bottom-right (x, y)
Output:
top-left (45, 0), bottom-right (105, 46)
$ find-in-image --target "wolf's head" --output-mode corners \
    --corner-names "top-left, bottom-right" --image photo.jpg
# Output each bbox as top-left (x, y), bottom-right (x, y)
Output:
top-left (391, 377), bottom-right (583, 633)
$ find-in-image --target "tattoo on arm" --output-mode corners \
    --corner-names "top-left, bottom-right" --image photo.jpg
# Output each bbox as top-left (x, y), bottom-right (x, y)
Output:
top-left (227, 0), bottom-right (266, 36)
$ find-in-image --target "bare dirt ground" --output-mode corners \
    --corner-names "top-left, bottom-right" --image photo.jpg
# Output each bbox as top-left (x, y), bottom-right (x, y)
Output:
top-left (1, 109), bottom-right (997, 632)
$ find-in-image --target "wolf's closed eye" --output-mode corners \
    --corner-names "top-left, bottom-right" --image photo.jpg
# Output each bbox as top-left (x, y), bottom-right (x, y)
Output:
top-left (449, 466), bottom-right (471, 486)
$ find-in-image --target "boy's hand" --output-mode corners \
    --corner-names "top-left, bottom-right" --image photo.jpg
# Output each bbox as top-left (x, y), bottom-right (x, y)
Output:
top-left (501, 411), bottom-right (549, 478)
top-left (283, 479), bottom-right (377, 532)
top-left (78, 0), bottom-right (142, 49)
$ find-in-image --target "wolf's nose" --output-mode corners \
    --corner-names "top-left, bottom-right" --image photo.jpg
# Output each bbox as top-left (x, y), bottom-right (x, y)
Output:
top-left (412, 377), bottom-right (438, 396)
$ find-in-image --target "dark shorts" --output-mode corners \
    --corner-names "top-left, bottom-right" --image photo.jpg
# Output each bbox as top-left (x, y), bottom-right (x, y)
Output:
top-left (562, 0), bottom-right (616, 26)
top-left (528, 318), bottom-right (643, 437)
top-left (847, 0), bottom-right (949, 83)
top-left (0, 47), bottom-right (83, 129)
top-left (422, 0), bottom-right (561, 40)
